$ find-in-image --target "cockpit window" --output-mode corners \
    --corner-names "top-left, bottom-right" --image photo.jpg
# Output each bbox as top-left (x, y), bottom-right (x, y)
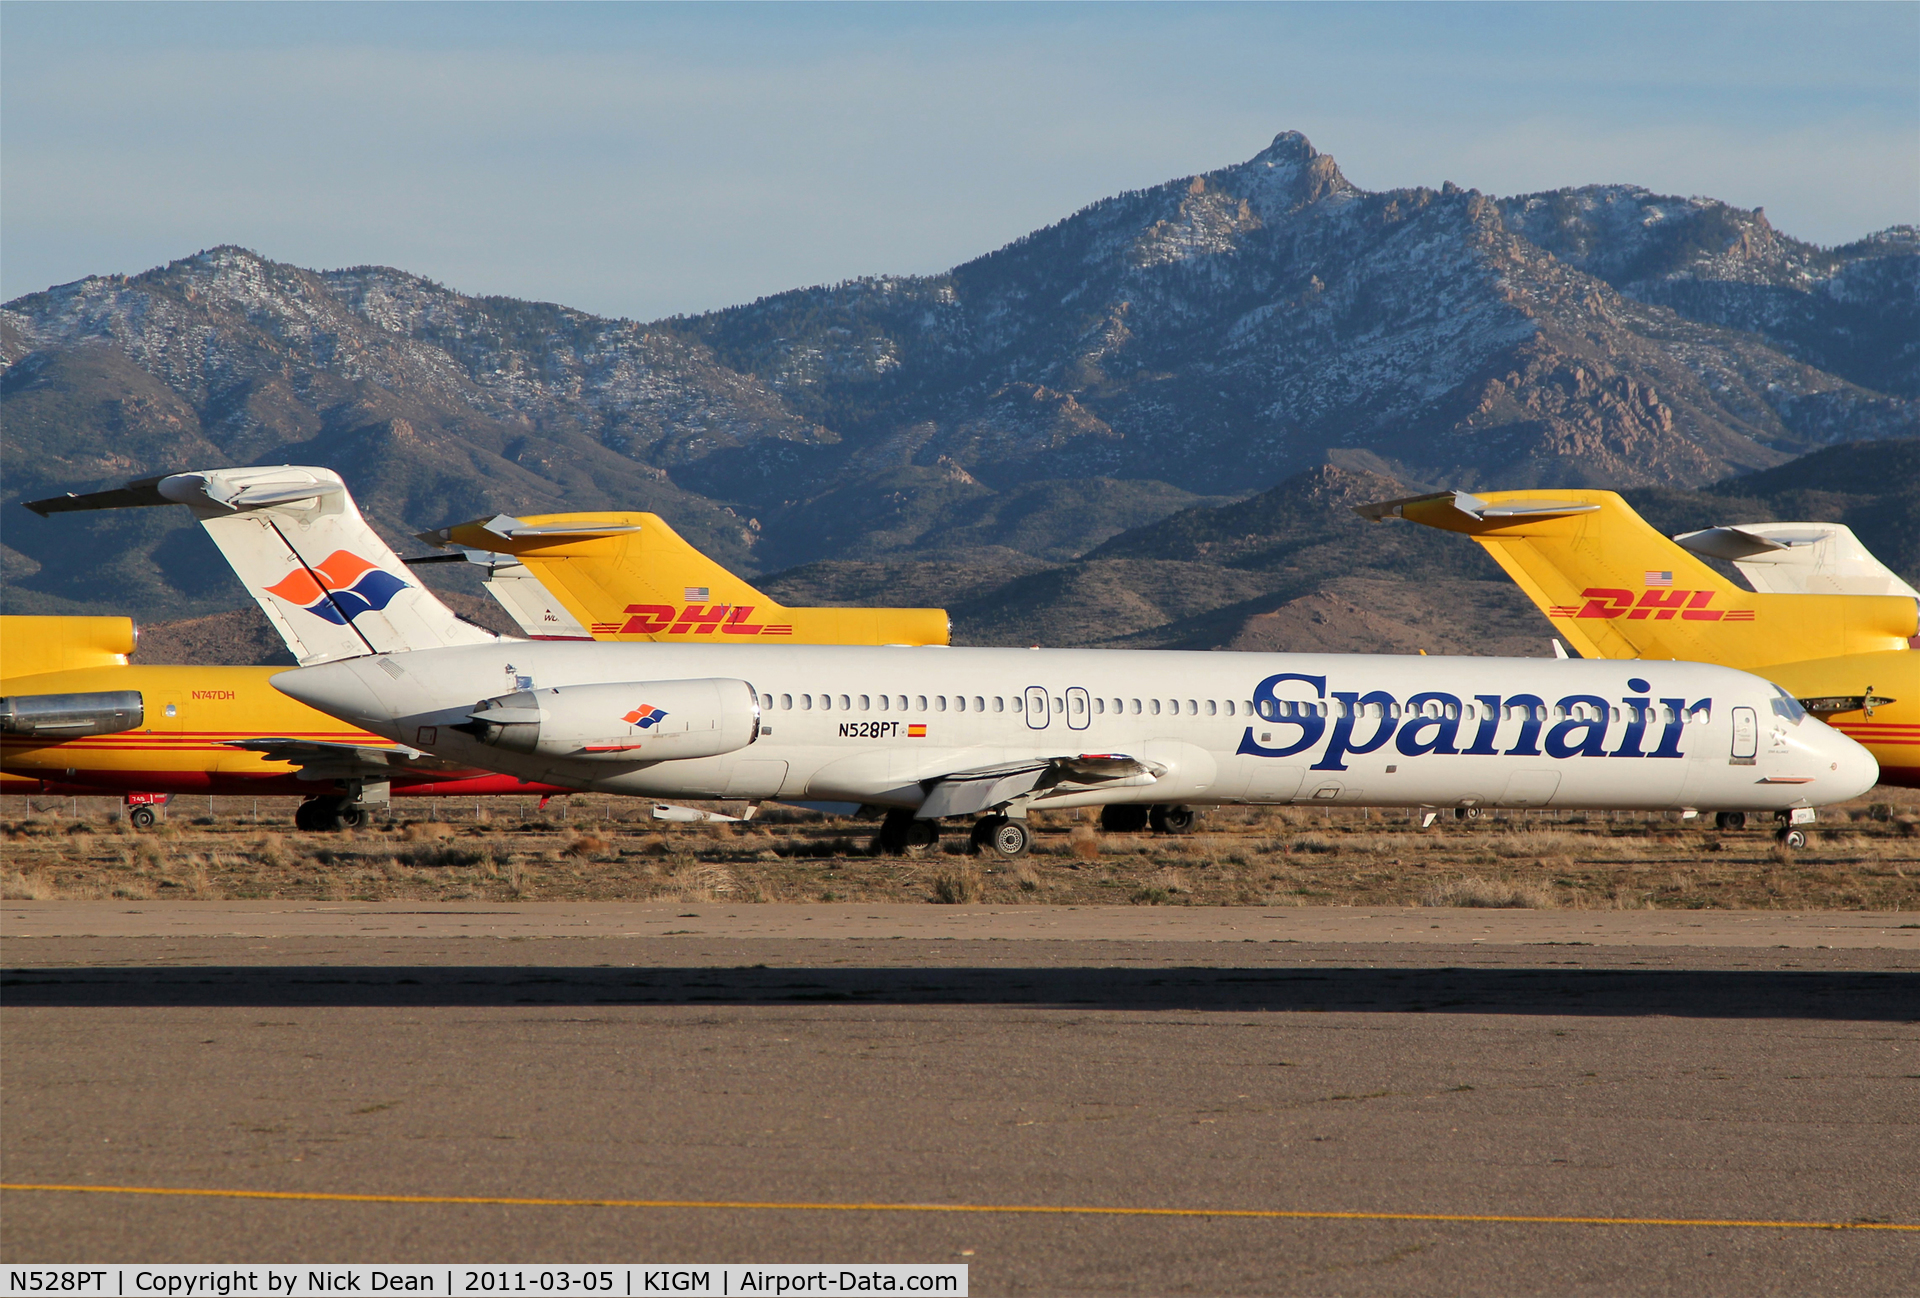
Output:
top-left (1771, 686), bottom-right (1806, 725)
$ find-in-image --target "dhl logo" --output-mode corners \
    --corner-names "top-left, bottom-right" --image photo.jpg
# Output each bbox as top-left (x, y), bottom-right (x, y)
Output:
top-left (264, 551), bottom-right (411, 625)
top-left (591, 604), bottom-right (796, 637)
top-left (622, 703), bottom-right (670, 729)
top-left (1546, 588), bottom-right (1756, 623)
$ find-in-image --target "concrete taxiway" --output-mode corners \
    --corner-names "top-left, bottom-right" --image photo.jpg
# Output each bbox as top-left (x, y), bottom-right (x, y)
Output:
top-left (4, 904), bottom-right (1917, 1295)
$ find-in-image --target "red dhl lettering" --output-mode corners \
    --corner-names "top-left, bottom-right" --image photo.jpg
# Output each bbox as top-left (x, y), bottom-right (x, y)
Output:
top-left (619, 603), bottom-right (779, 636)
top-left (1552, 588), bottom-right (1736, 623)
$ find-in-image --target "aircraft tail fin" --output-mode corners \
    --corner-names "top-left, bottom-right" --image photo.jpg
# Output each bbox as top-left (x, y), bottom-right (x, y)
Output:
top-left (27, 467), bottom-right (502, 666)
top-left (1355, 488), bottom-right (1917, 668)
top-left (421, 511), bottom-right (951, 646)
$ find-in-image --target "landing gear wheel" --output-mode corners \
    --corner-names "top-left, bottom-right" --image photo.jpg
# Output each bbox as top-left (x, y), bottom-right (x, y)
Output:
top-left (1100, 804), bottom-right (1150, 833)
top-left (128, 805), bottom-right (156, 829)
top-left (876, 808), bottom-right (938, 856)
top-left (1453, 806), bottom-right (1481, 822)
top-left (295, 797), bottom-right (348, 832)
top-left (1776, 828), bottom-right (1808, 850)
top-left (974, 815), bottom-right (1031, 859)
top-left (1149, 804), bottom-right (1197, 835)
top-left (337, 805), bottom-right (369, 831)
top-left (1714, 811), bottom-right (1746, 831)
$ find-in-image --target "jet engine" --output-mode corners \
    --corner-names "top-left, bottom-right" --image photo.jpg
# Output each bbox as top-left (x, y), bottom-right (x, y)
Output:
top-left (0, 690), bottom-right (144, 739)
top-left (455, 678), bottom-right (760, 762)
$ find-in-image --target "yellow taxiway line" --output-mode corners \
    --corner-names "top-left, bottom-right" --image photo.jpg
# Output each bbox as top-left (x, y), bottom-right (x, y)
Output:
top-left (3, 1183), bottom-right (1913, 1232)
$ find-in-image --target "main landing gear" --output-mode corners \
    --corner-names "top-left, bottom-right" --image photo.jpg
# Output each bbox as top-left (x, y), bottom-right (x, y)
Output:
top-left (294, 796), bottom-right (371, 832)
top-left (875, 808), bottom-right (940, 856)
top-left (971, 815), bottom-right (1031, 859)
top-left (1101, 804), bottom-right (1197, 835)
top-left (1714, 811), bottom-right (1746, 832)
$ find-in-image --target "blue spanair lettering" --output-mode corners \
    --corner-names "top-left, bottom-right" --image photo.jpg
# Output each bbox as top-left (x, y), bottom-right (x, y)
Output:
top-left (1647, 698), bottom-right (1705, 759)
top-left (1238, 673), bottom-right (1325, 758)
top-left (1611, 682), bottom-right (1653, 758)
top-left (1546, 695), bottom-right (1613, 758)
top-left (1312, 690), bottom-right (1398, 771)
top-left (1503, 695), bottom-right (1547, 756)
top-left (1462, 694), bottom-right (1503, 755)
top-left (1396, 692), bottom-right (1463, 756)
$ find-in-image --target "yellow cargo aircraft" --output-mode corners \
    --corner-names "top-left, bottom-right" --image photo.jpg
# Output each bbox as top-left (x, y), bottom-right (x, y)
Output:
top-left (1357, 489), bottom-right (1919, 790)
top-left (0, 615), bottom-right (566, 827)
top-left (416, 512), bottom-right (949, 646)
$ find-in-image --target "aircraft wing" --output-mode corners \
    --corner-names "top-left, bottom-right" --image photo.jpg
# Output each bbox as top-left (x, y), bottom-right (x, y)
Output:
top-left (227, 737), bottom-right (478, 783)
top-left (915, 753), bottom-right (1165, 819)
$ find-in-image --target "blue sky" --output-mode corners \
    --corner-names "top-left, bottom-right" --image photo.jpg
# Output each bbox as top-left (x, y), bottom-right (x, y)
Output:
top-left (4, 2), bottom-right (1915, 320)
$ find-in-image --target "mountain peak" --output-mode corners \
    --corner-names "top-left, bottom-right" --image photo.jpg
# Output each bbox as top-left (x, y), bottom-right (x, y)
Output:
top-left (1214, 130), bottom-right (1357, 219)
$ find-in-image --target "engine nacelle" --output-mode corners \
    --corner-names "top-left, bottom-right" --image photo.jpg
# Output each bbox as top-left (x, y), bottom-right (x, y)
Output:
top-left (456, 678), bottom-right (760, 763)
top-left (0, 690), bottom-right (143, 739)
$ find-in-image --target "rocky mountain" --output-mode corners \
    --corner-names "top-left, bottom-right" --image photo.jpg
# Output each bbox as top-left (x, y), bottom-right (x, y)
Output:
top-left (3, 130), bottom-right (1913, 624)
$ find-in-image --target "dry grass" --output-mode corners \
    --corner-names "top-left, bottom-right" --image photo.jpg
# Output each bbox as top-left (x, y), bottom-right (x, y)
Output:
top-left (5, 791), bottom-right (1920, 910)
top-left (1421, 876), bottom-right (1558, 909)
top-left (929, 865), bottom-right (984, 904)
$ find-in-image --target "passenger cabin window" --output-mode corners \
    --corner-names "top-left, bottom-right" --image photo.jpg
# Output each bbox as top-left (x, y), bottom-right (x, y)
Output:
top-left (1094, 698), bottom-right (1105, 714)
top-left (974, 696), bottom-right (985, 713)
top-left (994, 697), bottom-right (1005, 712)
top-left (1012, 696), bottom-right (1023, 712)
top-left (860, 695), bottom-right (871, 711)
top-left (935, 696), bottom-right (947, 711)
top-left (780, 694), bottom-right (792, 710)
top-left (917, 696), bottom-right (928, 712)
top-left (760, 693), bottom-right (772, 710)
top-left (1130, 699), bottom-right (1142, 714)
top-left (1149, 699), bottom-right (1161, 715)
top-left (801, 694), bottom-right (813, 710)
top-left (878, 695), bottom-right (889, 711)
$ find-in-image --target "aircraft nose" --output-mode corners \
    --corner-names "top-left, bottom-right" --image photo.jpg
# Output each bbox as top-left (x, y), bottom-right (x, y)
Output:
top-left (271, 660), bottom-right (392, 727)
top-left (1815, 718), bottom-right (1880, 803)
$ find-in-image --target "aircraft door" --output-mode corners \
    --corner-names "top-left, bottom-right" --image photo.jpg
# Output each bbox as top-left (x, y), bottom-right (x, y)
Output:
top-left (1024, 686), bottom-right (1050, 730)
top-left (1065, 687), bottom-right (1090, 731)
top-left (1730, 706), bottom-right (1758, 765)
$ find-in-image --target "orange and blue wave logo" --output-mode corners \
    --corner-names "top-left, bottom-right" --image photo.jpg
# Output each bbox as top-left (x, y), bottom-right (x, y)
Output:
top-left (622, 704), bottom-right (669, 729)
top-left (263, 551), bottom-right (411, 625)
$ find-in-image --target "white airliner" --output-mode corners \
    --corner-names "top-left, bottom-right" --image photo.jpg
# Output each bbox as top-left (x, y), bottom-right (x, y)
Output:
top-left (32, 467), bottom-right (1879, 855)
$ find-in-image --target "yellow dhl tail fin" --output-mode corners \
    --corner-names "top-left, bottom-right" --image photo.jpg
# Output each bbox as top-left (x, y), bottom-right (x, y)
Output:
top-left (1356, 489), bottom-right (1917, 670)
top-left (0, 616), bottom-right (136, 683)
top-left (424, 513), bottom-right (950, 646)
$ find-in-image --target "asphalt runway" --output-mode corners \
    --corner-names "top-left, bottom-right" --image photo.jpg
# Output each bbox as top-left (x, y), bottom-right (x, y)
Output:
top-left (3, 907), bottom-right (1918, 1296)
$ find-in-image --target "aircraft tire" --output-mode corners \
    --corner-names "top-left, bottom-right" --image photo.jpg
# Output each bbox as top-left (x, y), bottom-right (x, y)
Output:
top-left (1100, 804), bottom-right (1150, 833)
top-left (1777, 828), bottom-right (1808, 850)
top-left (1150, 804), bottom-right (1197, 835)
top-left (977, 816), bottom-right (1030, 859)
top-left (1714, 811), bottom-right (1746, 831)
top-left (1453, 806), bottom-right (1481, 822)
top-left (337, 805), bottom-right (370, 830)
top-left (128, 805), bottom-right (156, 830)
top-left (876, 808), bottom-right (937, 855)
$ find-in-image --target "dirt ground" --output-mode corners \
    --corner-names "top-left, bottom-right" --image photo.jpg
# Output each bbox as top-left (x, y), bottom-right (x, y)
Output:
top-left (5, 788), bottom-right (1918, 912)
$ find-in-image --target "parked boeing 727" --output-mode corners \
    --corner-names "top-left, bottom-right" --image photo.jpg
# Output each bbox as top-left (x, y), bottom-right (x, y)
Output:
top-left (31, 467), bottom-right (1879, 853)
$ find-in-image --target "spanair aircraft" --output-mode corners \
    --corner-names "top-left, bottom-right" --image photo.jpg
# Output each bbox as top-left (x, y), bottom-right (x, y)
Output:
top-left (0, 615), bottom-right (571, 828)
top-left (33, 467), bottom-right (1878, 854)
top-left (1357, 488), bottom-right (1920, 793)
top-left (14, 491), bottom-right (948, 831)
top-left (412, 511), bottom-right (949, 646)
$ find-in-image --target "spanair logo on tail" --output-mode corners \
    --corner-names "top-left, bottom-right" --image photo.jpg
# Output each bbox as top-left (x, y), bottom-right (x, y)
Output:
top-left (263, 551), bottom-right (412, 625)
top-left (623, 704), bottom-right (670, 729)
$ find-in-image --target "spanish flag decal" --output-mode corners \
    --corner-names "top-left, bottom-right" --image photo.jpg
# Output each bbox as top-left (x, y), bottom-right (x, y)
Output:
top-left (907, 724), bottom-right (927, 738)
